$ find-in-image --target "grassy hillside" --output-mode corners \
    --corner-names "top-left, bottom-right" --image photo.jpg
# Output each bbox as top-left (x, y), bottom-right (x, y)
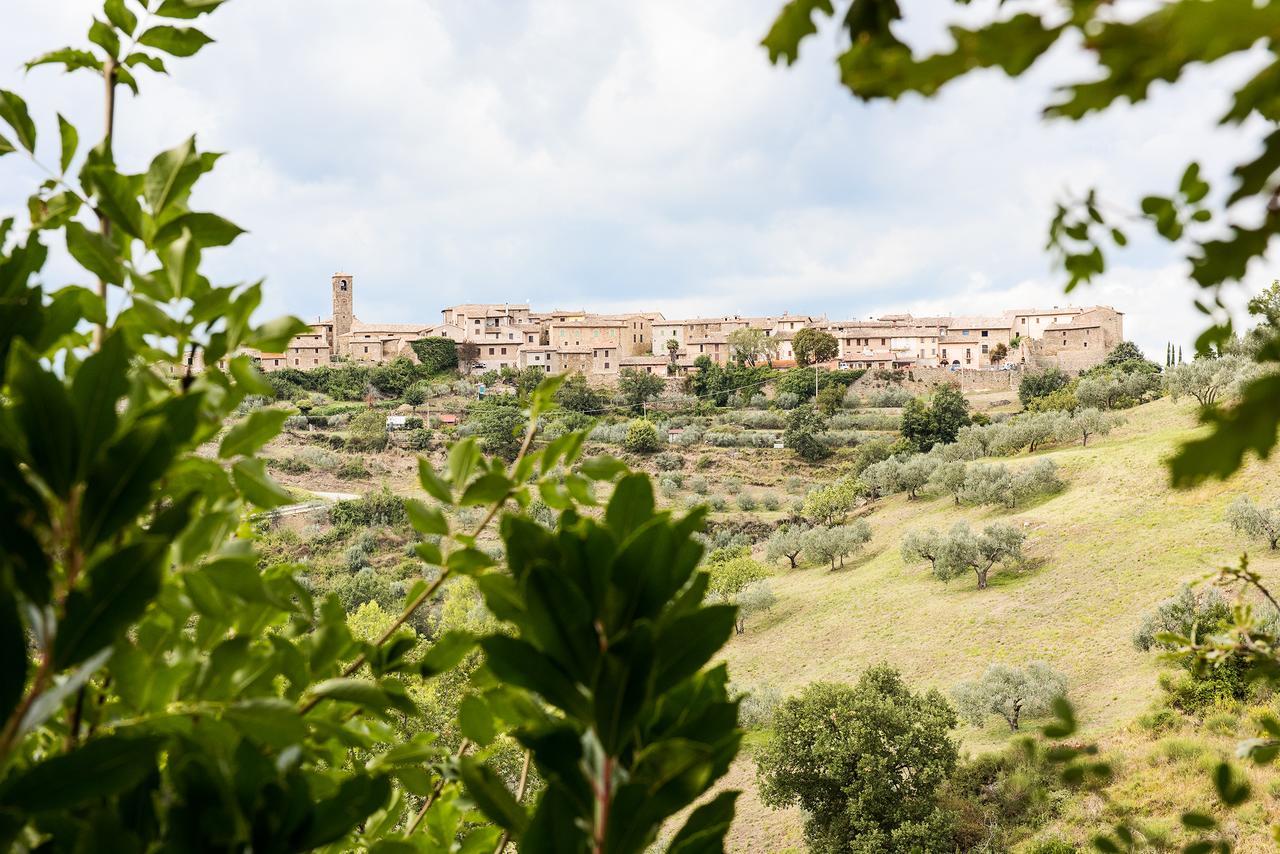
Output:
top-left (717, 397), bottom-right (1280, 850)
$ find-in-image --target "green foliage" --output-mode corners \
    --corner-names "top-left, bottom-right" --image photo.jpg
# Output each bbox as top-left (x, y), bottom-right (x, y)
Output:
top-left (899, 385), bottom-right (970, 452)
top-left (757, 667), bottom-right (959, 853)
top-left (409, 336), bottom-right (459, 373)
top-left (766, 524), bottom-right (808, 568)
top-left (622, 417), bottom-right (661, 453)
top-left (616, 366), bottom-right (664, 413)
top-left (763, 0), bottom-right (1280, 486)
top-left (801, 522), bottom-right (871, 570)
top-left (1103, 341), bottom-right (1151, 369)
top-left (346, 408), bottom-right (388, 451)
top-left (951, 662), bottom-right (1067, 732)
top-left (802, 477), bottom-right (861, 524)
top-left (0, 12), bottom-right (748, 849)
top-left (470, 475), bottom-right (742, 850)
top-left (1019, 367), bottom-right (1070, 407)
top-left (554, 373), bottom-right (607, 414)
top-left (939, 747), bottom-right (1063, 853)
top-left (467, 398), bottom-right (526, 461)
top-left (792, 327), bottom-right (838, 366)
top-left (784, 405), bottom-right (831, 462)
top-left (686, 357), bottom-right (772, 407)
top-left (1164, 353), bottom-right (1254, 408)
top-left (1025, 385), bottom-right (1078, 414)
top-left (369, 357), bottom-right (418, 397)
top-left (727, 326), bottom-right (776, 365)
top-left (902, 522), bottom-right (1025, 590)
top-left (1227, 494), bottom-right (1280, 550)
top-left (403, 427), bottom-right (433, 451)
top-left (329, 488), bottom-right (407, 528)
top-left (814, 382), bottom-right (844, 415)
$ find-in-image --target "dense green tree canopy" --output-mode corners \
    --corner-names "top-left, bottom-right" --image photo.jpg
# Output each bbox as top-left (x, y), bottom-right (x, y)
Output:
top-left (792, 327), bottom-right (838, 367)
top-left (757, 667), bottom-right (959, 853)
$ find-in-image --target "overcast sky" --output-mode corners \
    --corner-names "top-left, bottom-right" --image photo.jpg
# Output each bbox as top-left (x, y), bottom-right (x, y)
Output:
top-left (3, 0), bottom-right (1275, 357)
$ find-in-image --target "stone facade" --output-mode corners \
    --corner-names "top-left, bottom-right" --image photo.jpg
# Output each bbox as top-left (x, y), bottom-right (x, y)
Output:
top-left (248, 272), bottom-right (1125, 382)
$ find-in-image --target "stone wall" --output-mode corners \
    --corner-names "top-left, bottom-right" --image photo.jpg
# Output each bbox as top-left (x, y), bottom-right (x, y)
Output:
top-left (851, 365), bottom-right (1023, 395)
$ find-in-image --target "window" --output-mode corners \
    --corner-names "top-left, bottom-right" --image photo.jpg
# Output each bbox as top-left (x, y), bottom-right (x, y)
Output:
top-left (1083, 341), bottom-right (1088, 347)
top-left (604, 362), bottom-right (610, 368)
top-left (500, 347), bottom-right (507, 355)
top-left (489, 347), bottom-right (495, 355)
top-left (962, 330), bottom-right (970, 336)
top-left (363, 346), bottom-right (368, 354)
top-left (981, 330), bottom-right (989, 337)
top-left (981, 344), bottom-right (989, 353)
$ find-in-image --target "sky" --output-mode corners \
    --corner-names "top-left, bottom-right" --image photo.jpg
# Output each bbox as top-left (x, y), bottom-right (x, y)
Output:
top-left (2, 0), bottom-right (1275, 358)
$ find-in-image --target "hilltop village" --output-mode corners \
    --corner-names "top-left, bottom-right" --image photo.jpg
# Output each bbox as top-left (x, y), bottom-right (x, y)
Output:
top-left (249, 273), bottom-right (1125, 381)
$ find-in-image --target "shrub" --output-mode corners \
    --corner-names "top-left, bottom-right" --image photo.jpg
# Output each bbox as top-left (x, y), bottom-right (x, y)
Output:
top-left (723, 478), bottom-right (742, 495)
top-left (658, 477), bottom-right (680, 499)
top-left (689, 475), bottom-right (709, 495)
top-left (336, 457), bottom-right (371, 480)
top-left (1226, 495), bottom-right (1280, 550)
top-left (737, 493), bottom-right (758, 511)
top-left (1136, 706), bottom-right (1182, 735)
top-left (708, 495), bottom-right (727, 511)
top-left (297, 446), bottom-right (340, 471)
top-left (403, 428), bottom-right (433, 451)
top-left (696, 454), bottom-right (714, 469)
top-left (622, 418), bottom-right (661, 453)
top-left (865, 386), bottom-right (913, 407)
top-left (268, 456), bottom-right (310, 474)
top-left (329, 488), bottom-right (407, 528)
top-left (762, 493), bottom-right (780, 511)
top-left (347, 409), bottom-right (389, 452)
top-left (654, 451), bottom-right (684, 471)
top-left (776, 391), bottom-right (801, 410)
top-left (673, 426), bottom-right (704, 447)
top-left (735, 683), bottom-right (783, 729)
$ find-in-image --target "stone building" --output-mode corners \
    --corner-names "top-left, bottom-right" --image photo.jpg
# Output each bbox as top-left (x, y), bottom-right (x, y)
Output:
top-left (249, 271), bottom-right (1125, 381)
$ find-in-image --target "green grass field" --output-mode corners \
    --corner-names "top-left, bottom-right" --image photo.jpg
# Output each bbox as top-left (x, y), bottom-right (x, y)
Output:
top-left (716, 397), bottom-right (1280, 850)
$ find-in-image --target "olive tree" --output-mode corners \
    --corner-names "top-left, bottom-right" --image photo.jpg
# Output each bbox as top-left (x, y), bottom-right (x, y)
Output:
top-left (900, 528), bottom-right (945, 576)
top-left (802, 477), bottom-right (862, 524)
top-left (1165, 355), bottom-right (1252, 408)
top-left (804, 521), bottom-right (872, 570)
top-left (904, 523), bottom-right (1026, 590)
top-left (757, 667), bottom-right (958, 853)
top-left (929, 460), bottom-right (967, 505)
top-left (1056, 408), bottom-right (1124, 447)
top-left (898, 454), bottom-right (939, 499)
top-left (766, 524), bottom-right (808, 568)
top-left (952, 662), bottom-right (1067, 732)
top-left (734, 580), bottom-right (778, 634)
top-left (1226, 495), bottom-right (1280, 551)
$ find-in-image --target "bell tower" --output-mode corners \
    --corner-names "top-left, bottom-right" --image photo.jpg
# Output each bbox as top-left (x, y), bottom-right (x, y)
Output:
top-left (332, 273), bottom-right (354, 346)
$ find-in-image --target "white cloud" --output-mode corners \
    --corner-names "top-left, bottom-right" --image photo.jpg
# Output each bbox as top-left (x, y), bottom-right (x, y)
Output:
top-left (1, 0), bottom-right (1274, 351)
